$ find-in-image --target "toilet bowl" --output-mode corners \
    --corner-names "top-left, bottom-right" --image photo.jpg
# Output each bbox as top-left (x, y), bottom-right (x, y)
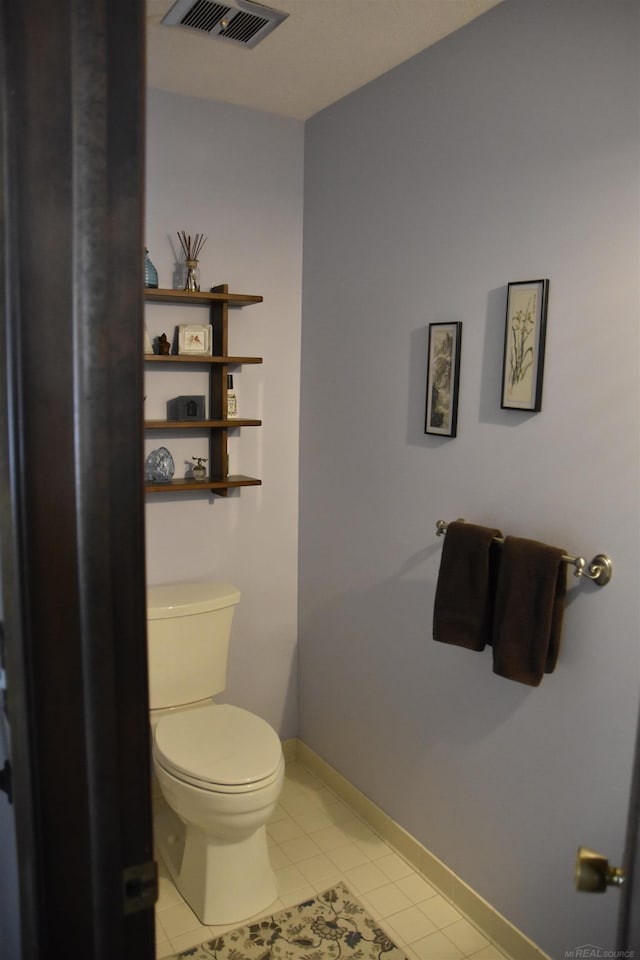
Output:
top-left (152, 702), bottom-right (285, 925)
top-left (146, 582), bottom-right (284, 925)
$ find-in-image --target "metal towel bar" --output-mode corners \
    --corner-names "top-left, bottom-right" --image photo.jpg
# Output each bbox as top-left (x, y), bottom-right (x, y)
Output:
top-left (435, 520), bottom-right (613, 587)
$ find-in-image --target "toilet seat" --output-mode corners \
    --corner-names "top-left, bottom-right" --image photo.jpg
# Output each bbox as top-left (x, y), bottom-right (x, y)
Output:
top-left (153, 703), bottom-right (283, 794)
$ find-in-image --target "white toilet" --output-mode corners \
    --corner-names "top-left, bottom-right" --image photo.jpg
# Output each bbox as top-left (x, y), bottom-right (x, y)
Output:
top-left (147, 581), bottom-right (285, 925)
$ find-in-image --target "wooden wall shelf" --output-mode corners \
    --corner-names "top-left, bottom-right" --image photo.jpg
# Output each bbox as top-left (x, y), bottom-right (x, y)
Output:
top-left (144, 420), bottom-right (262, 429)
top-left (144, 287), bottom-right (262, 306)
top-left (144, 355), bottom-right (262, 365)
top-left (144, 284), bottom-right (262, 497)
top-left (144, 475), bottom-right (261, 494)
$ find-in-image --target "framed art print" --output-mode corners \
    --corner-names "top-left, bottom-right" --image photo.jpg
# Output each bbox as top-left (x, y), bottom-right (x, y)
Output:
top-left (501, 279), bottom-right (549, 411)
top-left (425, 321), bottom-right (462, 437)
top-left (177, 323), bottom-right (212, 356)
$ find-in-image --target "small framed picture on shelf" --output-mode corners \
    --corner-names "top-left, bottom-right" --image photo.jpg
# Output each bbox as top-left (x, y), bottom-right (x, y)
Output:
top-left (501, 278), bottom-right (549, 411)
top-left (178, 323), bottom-right (212, 356)
top-left (425, 321), bottom-right (462, 437)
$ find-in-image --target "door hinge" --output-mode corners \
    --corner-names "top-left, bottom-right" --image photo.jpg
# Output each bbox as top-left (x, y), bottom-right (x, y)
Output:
top-left (122, 860), bottom-right (158, 915)
top-left (0, 759), bottom-right (12, 803)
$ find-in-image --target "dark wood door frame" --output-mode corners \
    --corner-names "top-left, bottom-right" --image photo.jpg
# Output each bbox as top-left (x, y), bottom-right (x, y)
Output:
top-left (0, 0), bottom-right (154, 955)
top-left (618, 705), bottom-right (640, 952)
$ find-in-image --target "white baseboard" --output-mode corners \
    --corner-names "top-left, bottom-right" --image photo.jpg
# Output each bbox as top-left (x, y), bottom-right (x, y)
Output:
top-left (282, 738), bottom-right (550, 960)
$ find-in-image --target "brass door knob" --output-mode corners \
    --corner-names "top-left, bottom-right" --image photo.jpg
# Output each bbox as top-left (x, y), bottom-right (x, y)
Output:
top-left (575, 846), bottom-right (625, 893)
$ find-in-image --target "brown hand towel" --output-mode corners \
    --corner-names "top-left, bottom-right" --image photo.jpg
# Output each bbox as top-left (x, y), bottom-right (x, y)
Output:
top-left (492, 536), bottom-right (567, 686)
top-left (433, 521), bottom-right (503, 651)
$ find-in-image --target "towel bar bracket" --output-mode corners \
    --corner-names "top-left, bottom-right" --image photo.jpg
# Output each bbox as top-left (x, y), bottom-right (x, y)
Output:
top-left (435, 521), bottom-right (613, 587)
top-left (577, 553), bottom-right (612, 587)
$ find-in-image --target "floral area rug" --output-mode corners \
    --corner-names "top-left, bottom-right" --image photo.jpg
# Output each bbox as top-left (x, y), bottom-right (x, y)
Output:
top-left (169, 881), bottom-right (408, 960)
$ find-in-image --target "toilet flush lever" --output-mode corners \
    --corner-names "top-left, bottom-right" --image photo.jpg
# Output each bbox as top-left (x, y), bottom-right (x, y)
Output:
top-left (575, 846), bottom-right (625, 893)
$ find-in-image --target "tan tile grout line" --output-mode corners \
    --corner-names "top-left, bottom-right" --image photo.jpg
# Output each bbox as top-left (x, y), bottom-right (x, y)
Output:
top-left (155, 742), bottom-right (543, 959)
top-left (289, 738), bottom-right (551, 960)
top-left (277, 752), bottom-right (496, 959)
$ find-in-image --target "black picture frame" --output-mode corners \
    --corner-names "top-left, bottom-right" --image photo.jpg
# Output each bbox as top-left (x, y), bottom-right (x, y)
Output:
top-left (425, 321), bottom-right (462, 437)
top-left (501, 279), bottom-right (549, 412)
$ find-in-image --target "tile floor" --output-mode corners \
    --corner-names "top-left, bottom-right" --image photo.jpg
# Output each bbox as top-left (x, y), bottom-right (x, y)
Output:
top-left (155, 760), bottom-right (511, 960)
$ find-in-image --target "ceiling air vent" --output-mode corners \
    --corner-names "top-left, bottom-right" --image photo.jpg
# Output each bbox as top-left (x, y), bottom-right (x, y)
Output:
top-left (161, 0), bottom-right (288, 49)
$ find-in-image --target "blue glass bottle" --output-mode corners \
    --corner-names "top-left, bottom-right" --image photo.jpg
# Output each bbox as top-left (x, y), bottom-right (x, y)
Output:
top-left (144, 247), bottom-right (158, 288)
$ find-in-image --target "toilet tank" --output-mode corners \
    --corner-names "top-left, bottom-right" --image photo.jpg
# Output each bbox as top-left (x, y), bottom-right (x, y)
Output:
top-left (147, 581), bottom-right (241, 710)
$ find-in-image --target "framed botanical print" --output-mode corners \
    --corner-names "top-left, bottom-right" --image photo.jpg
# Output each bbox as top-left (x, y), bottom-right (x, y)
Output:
top-left (501, 279), bottom-right (549, 411)
top-left (425, 322), bottom-right (462, 437)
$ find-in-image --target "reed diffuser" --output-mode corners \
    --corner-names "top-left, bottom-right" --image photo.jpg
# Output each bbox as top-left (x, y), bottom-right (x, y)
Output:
top-left (177, 231), bottom-right (207, 291)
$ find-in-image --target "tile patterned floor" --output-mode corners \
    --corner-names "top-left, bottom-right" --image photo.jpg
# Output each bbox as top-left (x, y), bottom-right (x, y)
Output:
top-left (155, 761), bottom-right (511, 960)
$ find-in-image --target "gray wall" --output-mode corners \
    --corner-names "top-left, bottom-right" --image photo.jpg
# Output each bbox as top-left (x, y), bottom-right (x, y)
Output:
top-left (145, 91), bottom-right (304, 738)
top-left (299, 2), bottom-right (640, 957)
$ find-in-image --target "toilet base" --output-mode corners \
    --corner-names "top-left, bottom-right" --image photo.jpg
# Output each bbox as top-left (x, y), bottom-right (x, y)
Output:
top-left (154, 795), bottom-right (278, 925)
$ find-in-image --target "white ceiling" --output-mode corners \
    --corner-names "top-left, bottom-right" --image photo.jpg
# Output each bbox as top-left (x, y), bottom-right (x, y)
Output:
top-left (146, 0), bottom-right (503, 121)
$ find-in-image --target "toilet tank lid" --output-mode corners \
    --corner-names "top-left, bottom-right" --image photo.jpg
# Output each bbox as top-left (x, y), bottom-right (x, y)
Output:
top-left (147, 582), bottom-right (241, 619)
